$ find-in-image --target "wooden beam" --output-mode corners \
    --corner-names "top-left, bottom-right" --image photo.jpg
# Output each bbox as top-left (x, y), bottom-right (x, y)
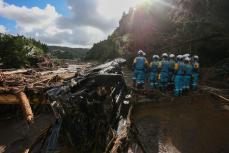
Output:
top-left (209, 91), bottom-right (229, 103)
top-left (0, 94), bottom-right (20, 104)
top-left (1, 69), bottom-right (27, 75)
top-left (0, 94), bottom-right (46, 104)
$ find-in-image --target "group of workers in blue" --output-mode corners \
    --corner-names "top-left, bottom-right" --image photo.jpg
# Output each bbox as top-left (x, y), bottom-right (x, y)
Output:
top-left (132, 50), bottom-right (200, 96)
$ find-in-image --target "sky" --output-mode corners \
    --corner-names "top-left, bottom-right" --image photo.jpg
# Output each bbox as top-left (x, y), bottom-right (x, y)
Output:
top-left (0, 0), bottom-right (141, 48)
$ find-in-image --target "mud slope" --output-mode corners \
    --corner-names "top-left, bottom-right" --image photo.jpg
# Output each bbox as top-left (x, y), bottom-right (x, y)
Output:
top-left (133, 94), bottom-right (229, 153)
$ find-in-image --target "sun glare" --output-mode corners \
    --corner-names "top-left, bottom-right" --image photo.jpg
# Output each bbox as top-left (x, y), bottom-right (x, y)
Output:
top-left (135, 0), bottom-right (154, 5)
top-left (134, 0), bottom-right (176, 9)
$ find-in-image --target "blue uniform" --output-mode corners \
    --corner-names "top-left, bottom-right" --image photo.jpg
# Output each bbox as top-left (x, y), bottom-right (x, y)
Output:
top-left (149, 61), bottom-right (159, 89)
top-left (168, 59), bottom-right (175, 84)
top-left (192, 61), bottom-right (199, 91)
top-left (133, 56), bottom-right (148, 85)
top-left (159, 59), bottom-right (170, 90)
top-left (184, 63), bottom-right (192, 90)
top-left (174, 61), bottom-right (185, 96)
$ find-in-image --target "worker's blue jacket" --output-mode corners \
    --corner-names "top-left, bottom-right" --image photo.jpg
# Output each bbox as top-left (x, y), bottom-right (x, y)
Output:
top-left (175, 61), bottom-right (185, 75)
top-left (174, 61), bottom-right (185, 96)
top-left (192, 61), bottom-right (199, 74)
top-left (149, 61), bottom-right (159, 81)
top-left (192, 61), bottom-right (199, 90)
top-left (132, 56), bottom-right (148, 84)
top-left (150, 61), bottom-right (159, 73)
top-left (184, 63), bottom-right (192, 90)
top-left (185, 63), bottom-right (192, 76)
top-left (160, 59), bottom-right (170, 75)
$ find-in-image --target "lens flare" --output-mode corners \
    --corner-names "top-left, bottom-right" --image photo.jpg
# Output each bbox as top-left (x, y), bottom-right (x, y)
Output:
top-left (134, 0), bottom-right (176, 9)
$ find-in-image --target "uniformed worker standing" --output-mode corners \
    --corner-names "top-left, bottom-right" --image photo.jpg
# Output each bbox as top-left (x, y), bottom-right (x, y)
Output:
top-left (192, 55), bottom-right (200, 91)
top-left (183, 57), bottom-right (192, 91)
top-left (158, 53), bottom-right (170, 92)
top-left (149, 55), bottom-right (160, 89)
top-left (168, 54), bottom-right (176, 87)
top-left (174, 55), bottom-right (185, 96)
top-left (132, 50), bottom-right (148, 89)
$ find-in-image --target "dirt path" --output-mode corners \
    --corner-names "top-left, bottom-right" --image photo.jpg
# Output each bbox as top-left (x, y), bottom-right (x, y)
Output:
top-left (132, 94), bottom-right (229, 153)
top-left (122, 66), bottom-right (229, 153)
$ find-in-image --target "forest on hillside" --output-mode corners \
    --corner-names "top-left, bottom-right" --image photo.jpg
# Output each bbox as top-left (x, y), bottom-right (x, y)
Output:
top-left (86, 0), bottom-right (229, 66)
top-left (0, 33), bottom-right (48, 68)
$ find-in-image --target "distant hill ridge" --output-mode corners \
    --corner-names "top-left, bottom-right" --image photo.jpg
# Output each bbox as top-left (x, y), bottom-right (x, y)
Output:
top-left (48, 46), bottom-right (89, 60)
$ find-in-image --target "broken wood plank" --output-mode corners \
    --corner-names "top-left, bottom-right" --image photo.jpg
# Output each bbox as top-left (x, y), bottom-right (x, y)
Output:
top-left (0, 94), bottom-right (46, 104)
top-left (110, 106), bottom-right (133, 153)
top-left (0, 94), bottom-right (19, 104)
top-left (209, 91), bottom-right (229, 103)
top-left (1, 69), bottom-right (28, 75)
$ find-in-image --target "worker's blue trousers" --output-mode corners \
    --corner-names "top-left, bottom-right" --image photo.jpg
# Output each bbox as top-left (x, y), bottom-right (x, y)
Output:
top-left (184, 75), bottom-right (191, 90)
top-left (174, 75), bottom-right (183, 96)
top-left (192, 73), bottom-right (199, 91)
top-left (149, 72), bottom-right (158, 89)
top-left (160, 72), bottom-right (169, 91)
top-left (133, 69), bottom-right (146, 85)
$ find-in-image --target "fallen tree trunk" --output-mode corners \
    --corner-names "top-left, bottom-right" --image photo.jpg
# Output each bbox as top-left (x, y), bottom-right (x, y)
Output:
top-left (16, 91), bottom-right (34, 124)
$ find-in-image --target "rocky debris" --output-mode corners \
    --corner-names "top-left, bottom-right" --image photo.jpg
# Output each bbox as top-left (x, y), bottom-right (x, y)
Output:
top-left (37, 58), bottom-right (132, 153)
top-left (28, 55), bottom-right (56, 70)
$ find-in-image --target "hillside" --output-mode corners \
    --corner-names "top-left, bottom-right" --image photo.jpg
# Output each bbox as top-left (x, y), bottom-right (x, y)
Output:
top-left (48, 46), bottom-right (89, 60)
top-left (0, 33), bottom-right (48, 68)
top-left (86, 0), bottom-right (229, 65)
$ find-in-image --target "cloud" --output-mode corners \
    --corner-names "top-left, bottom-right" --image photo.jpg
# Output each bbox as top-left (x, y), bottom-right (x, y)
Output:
top-left (0, 25), bottom-right (7, 33)
top-left (57, 0), bottom-right (116, 32)
top-left (0, 0), bottom-right (138, 47)
top-left (28, 26), bottom-right (106, 48)
top-left (0, 1), bottom-right (60, 32)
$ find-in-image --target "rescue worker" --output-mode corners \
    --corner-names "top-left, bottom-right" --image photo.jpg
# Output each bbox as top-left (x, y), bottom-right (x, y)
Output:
top-left (192, 55), bottom-right (199, 91)
top-left (158, 53), bottom-right (170, 91)
top-left (174, 55), bottom-right (185, 96)
top-left (143, 51), bottom-right (149, 84)
top-left (149, 55), bottom-right (160, 89)
top-left (183, 57), bottom-right (192, 91)
top-left (168, 54), bottom-right (175, 87)
top-left (132, 50), bottom-right (148, 88)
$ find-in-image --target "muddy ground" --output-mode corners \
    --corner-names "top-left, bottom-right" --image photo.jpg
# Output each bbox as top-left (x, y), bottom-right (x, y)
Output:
top-left (0, 66), bottom-right (228, 153)
top-left (0, 112), bottom-right (54, 153)
top-left (132, 94), bottom-right (229, 153)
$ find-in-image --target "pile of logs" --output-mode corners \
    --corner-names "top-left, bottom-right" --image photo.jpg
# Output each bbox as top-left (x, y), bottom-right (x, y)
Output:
top-left (0, 67), bottom-right (78, 124)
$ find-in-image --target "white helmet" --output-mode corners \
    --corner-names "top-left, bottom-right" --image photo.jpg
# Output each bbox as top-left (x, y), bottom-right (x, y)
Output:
top-left (162, 53), bottom-right (168, 58)
top-left (138, 50), bottom-right (143, 55)
top-left (169, 54), bottom-right (175, 58)
top-left (193, 55), bottom-right (199, 60)
top-left (142, 51), bottom-right (146, 56)
top-left (184, 57), bottom-right (190, 62)
top-left (153, 55), bottom-right (159, 59)
top-left (177, 55), bottom-right (182, 60)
